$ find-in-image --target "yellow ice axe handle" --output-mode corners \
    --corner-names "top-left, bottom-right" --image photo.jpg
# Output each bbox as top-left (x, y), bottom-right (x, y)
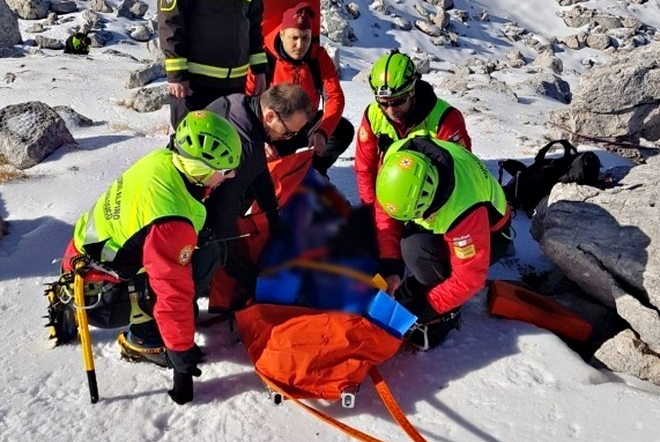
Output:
top-left (73, 262), bottom-right (99, 404)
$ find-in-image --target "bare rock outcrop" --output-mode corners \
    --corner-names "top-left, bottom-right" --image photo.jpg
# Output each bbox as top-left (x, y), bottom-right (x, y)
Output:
top-left (547, 43), bottom-right (660, 146)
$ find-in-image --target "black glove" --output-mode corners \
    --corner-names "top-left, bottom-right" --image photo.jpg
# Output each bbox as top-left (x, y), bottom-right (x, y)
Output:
top-left (394, 276), bottom-right (427, 305)
top-left (166, 345), bottom-right (204, 405)
top-left (265, 209), bottom-right (285, 238)
top-left (378, 258), bottom-right (404, 278)
top-left (168, 371), bottom-right (195, 405)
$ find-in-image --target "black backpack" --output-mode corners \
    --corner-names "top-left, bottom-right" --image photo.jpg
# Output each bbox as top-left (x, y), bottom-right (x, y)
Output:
top-left (498, 140), bottom-right (601, 216)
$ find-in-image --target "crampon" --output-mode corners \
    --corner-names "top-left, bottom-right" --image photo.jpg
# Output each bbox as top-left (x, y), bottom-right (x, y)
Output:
top-left (117, 331), bottom-right (169, 368)
top-left (44, 274), bottom-right (78, 346)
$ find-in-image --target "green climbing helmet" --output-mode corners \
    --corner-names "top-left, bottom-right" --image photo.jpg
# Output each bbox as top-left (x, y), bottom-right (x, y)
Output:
top-left (376, 149), bottom-right (439, 221)
top-left (369, 50), bottom-right (418, 98)
top-left (174, 110), bottom-right (242, 170)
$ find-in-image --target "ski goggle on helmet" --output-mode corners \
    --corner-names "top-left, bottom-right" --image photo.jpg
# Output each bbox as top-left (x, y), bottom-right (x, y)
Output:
top-left (376, 147), bottom-right (439, 221)
top-left (369, 49), bottom-right (418, 99)
top-left (174, 110), bottom-right (242, 171)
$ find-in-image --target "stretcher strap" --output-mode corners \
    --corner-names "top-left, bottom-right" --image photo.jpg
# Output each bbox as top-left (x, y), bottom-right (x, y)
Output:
top-left (257, 369), bottom-right (427, 442)
top-left (369, 367), bottom-right (427, 442)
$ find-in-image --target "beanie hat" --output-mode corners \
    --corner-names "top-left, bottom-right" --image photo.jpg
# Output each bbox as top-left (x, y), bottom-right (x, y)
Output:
top-left (281, 2), bottom-right (315, 31)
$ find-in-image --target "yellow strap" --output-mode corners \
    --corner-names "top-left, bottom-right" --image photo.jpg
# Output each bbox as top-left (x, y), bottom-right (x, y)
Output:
top-left (258, 370), bottom-right (427, 442)
top-left (262, 259), bottom-right (387, 291)
top-left (258, 373), bottom-right (387, 442)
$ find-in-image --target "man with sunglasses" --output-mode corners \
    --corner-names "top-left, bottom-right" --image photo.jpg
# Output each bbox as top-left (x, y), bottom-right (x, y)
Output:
top-left (204, 84), bottom-right (312, 295)
top-left (354, 49), bottom-right (472, 295)
top-left (246, 2), bottom-right (354, 178)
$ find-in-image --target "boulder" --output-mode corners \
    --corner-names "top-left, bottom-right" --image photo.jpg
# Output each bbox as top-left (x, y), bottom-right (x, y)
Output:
top-left (532, 156), bottom-right (660, 354)
top-left (547, 43), bottom-right (660, 146)
top-left (126, 61), bottom-right (165, 89)
top-left (5, 0), bottom-right (50, 19)
top-left (0, 101), bottom-right (75, 169)
top-left (593, 329), bottom-right (660, 385)
top-left (0, 0), bottom-right (21, 47)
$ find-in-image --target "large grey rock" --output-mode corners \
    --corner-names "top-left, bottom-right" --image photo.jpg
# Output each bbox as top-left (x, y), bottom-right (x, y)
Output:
top-left (0, 0), bottom-right (21, 47)
top-left (125, 85), bottom-right (169, 113)
top-left (547, 43), bottom-right (660, 145)
top-left (0, 101), bottom-right (74, 169)
top-left (322, 1), bottom-right (354, 45)
top-left (593, 329), bottom-right (660, 385)
top-left (524, 72), bottom-right (572, 103)
top-left (126, 61), bottom-right (165, 89)
top-left (532, 156), bottom-right (660, 353)
top-left (88, 0), bottom-right (110, 13)
top-left (559, 5), bottom-right (595, 28)
top-left (34, 34), bottom-right (63, 49)
top-left (532, 51), bottom-right (563, 74)
top-left (116, 0), bottom-right (147, 19)
top-left (6, 0), bottom-right (51, 19)
top-left (53, 105), bottom-right (93, 129)
top-left (50, 0), bottom-right (76, 14)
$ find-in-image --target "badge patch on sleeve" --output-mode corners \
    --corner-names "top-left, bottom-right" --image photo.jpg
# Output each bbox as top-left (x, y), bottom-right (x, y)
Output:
top-left (358, 127), bottom-right (369, 142)
top-left (452, 235), bottom-right (476, 260)
top-left (177, 244), bottom-right (194, 266)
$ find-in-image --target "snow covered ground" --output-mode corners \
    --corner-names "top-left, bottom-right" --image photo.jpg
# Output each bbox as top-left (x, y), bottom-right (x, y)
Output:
top-left (1, 0), bottom-right (660, 441)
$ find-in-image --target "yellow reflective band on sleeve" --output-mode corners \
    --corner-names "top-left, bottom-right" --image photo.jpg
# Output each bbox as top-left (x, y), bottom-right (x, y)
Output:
top-left (249, 52), bottom-right (268, 66)
top-left (164, 58), bottom-right (188, 72)
top-left (187, 62), bottom-right (249, 79)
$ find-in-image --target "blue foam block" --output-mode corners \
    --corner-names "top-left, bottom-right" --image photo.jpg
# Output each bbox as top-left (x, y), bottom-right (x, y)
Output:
top-left (366, 291), bottom-right (418, 338)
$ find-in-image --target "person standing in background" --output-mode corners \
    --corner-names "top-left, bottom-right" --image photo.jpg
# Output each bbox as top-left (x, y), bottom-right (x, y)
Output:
top-left (159, 0), bottom-right (269, 128)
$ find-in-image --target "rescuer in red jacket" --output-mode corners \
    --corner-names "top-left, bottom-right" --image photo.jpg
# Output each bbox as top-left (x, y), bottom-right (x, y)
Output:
top-left (246, 2), bottom-right (354, 177)
top-left (355, 50), bottom-right (473, 294)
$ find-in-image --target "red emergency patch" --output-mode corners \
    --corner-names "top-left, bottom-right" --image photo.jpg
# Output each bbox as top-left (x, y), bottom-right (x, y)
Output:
top-left (177, 244), bottom-right (194, 266)
top-left (452, 235), bottom-right (476, 260)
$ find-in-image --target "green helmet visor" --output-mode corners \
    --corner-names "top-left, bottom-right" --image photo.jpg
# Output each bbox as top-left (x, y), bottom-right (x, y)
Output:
top-left (376, 150), bottom-right (439, 221)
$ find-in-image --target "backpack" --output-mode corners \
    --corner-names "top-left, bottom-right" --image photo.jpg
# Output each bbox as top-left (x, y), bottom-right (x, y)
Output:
top-left (498, 139), bottom-right (601, 216)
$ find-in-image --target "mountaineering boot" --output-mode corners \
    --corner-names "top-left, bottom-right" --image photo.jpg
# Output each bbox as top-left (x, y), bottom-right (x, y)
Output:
top-left (117, 331), bottom-right (168, 368)
top-left (44, 282), bottom-right (79, 346)
top-left (407, 308), bottom-right (461, 351)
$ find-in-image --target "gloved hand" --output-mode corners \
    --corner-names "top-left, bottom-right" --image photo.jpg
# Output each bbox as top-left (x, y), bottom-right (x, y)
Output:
top-left (378, 258), bottom-right (404, 278)
top-left (166, 345), bottom-right (204, 405)
top-left (265, 209), bottom-right (285, 238)
top-left (394, 276), bottom-right (426, 305)
top-left (168, 371), bottom-right (195, 405)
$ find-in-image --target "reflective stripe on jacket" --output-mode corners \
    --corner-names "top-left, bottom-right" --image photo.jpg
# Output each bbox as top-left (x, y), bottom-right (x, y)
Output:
top-left (158, 0), bottom-right (268, 86)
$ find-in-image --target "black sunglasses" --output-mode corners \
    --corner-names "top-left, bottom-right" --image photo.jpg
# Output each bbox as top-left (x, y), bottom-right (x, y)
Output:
top-left (376, 94), bottom-right (411, 109)
top-left (273, 110), bottom-right (299, 140)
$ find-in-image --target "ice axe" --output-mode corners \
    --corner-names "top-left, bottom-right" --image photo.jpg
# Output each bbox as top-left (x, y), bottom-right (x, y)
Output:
top-left (72, 257), bottom-right (99, 403)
